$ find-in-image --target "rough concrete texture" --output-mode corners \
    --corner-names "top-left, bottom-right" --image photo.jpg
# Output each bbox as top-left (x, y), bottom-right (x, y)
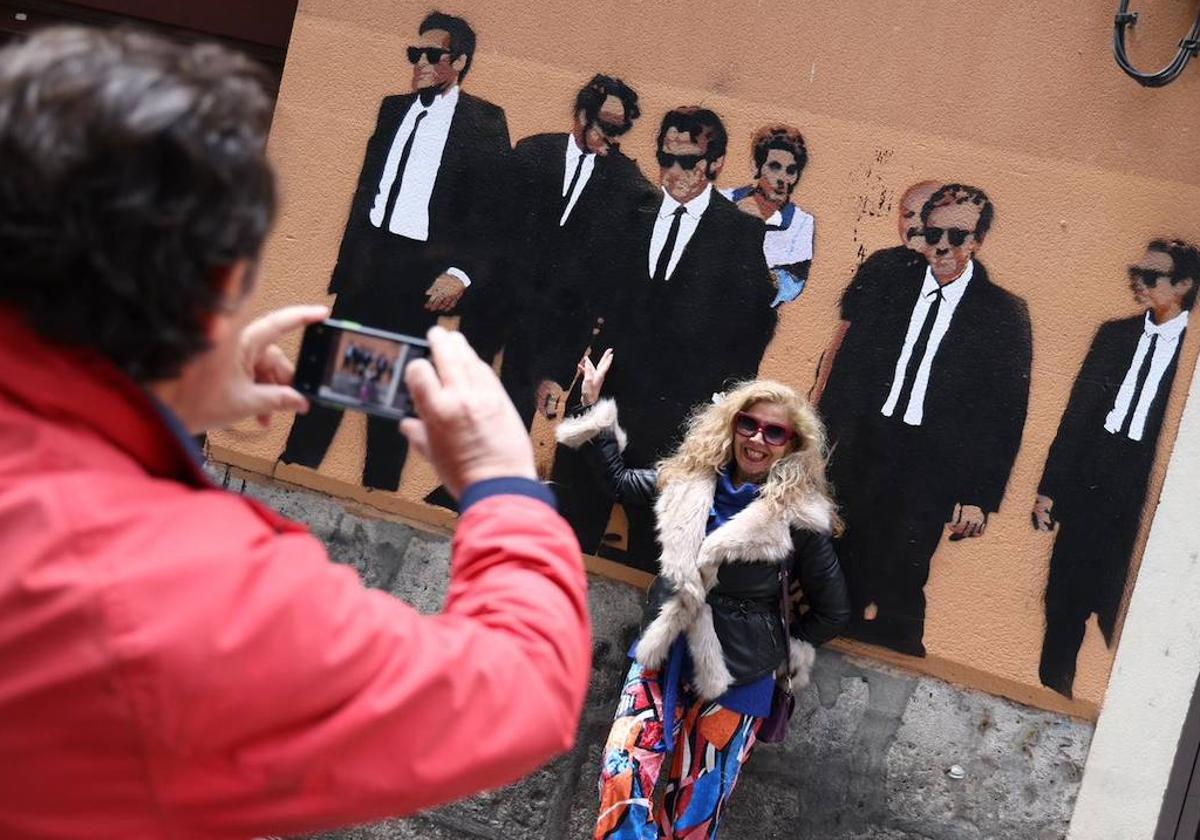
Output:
top-left (214, 469), bottom-right (1094, 839)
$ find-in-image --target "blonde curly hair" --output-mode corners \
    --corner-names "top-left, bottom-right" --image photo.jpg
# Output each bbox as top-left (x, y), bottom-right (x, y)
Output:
top-left (657, 379), bottom-right (841, 531)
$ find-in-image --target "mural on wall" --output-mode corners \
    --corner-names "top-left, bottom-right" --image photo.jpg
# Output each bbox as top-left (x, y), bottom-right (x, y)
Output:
top-left (721, 124), bottom-right (815, 308)
top-left (1033, 239), bottom-right (1198, 698)
top-left (818, 183), bottom-right (1033, 657)
top-left (472, 73), bottom-right (655, 490)
top-left (262, 9), bottom-right (1200, 702)
top-left (551, 106), bottom-right (779, 571)
top-left (278, 11), bottom-right (510, 491)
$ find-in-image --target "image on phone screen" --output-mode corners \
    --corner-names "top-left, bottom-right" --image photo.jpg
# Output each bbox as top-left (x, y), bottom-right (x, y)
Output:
top-left (296, 320), bottom-right (430, 421)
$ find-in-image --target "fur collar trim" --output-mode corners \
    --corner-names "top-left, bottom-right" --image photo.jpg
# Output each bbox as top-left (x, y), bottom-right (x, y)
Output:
top-left (555, 399), bottom-right (627, 452)
top-left (638, 476), bottom-right (834, 699)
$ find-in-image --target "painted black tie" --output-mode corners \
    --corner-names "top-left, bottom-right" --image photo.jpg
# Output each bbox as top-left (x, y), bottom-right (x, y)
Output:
top-left (560, 152), bottom-right (589, 222)
top-left (895, 286), bottom-right (944, 417)
top-left (383, 109), bottom-right (428, 229)
top-left (652, 207), bottom-right (687, 283)
top-left (1119, 332), bottom-right (1158, 438)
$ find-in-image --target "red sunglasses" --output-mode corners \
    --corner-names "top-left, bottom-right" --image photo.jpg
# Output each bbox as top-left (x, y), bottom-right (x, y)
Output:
top-left (733, 411), bottom-right (797, 446)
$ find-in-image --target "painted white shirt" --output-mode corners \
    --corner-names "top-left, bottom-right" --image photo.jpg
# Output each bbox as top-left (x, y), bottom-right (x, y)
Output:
top-left (718, 188), bottom-right (814, 267)
top-left (560, 135), bottom-right (596, 226)
top-left (881, 260), bottom-right (975, 425)
top-left (647, 184), bottom-right (713, 281)
top-left (1104, 309), bottom-right (1189, 441)
top-left (367, 86), bottom-right (469, 286)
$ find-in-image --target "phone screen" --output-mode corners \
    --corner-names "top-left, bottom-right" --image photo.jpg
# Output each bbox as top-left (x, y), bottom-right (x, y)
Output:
top-left (293, 319), bottom-right (431, 421)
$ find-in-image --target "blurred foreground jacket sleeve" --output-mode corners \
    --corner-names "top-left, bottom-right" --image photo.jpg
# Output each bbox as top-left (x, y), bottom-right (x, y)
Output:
top-left (148, 493), bottom-right (592, 837)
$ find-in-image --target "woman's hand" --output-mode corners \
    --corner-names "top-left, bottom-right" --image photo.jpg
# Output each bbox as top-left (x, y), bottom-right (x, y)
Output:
top-left (578, 347), bottom-right (613, 407)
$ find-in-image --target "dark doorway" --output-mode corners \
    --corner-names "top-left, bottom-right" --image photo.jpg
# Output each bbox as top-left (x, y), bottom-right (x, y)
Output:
top-left (1157, 676), bottom-right (1200, 838)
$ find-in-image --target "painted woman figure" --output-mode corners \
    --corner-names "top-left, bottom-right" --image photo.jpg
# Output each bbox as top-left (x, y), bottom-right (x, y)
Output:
top-left (557, 350), bottom-right (850, 839)
top-left (721, 125), bottom-right (814, 308)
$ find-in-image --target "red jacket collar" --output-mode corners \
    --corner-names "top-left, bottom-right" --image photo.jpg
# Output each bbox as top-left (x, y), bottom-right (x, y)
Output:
top-left (0, 307), bottom-right (207, 485)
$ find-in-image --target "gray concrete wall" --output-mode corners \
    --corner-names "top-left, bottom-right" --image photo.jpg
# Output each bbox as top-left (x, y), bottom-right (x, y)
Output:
top-left (211, 467), bottom-right (1094, 840)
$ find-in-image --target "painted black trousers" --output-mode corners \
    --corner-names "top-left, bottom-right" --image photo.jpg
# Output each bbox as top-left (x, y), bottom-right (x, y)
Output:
top-left (1039, 434), bottom-right (1149, 698)
top-left (832, 417), bottom-right (955, 658)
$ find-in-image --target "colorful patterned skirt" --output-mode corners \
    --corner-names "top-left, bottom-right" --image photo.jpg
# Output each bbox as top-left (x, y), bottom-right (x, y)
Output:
top-left (594, 661), bottom-right (762, 839)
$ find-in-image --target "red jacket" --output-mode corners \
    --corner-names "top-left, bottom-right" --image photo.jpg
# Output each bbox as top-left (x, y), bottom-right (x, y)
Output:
top-left (0, 309), bottom-right (591, 839)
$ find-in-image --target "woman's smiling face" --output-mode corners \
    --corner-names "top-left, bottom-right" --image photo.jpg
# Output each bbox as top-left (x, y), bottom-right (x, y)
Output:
top-left (732, 400), bottom-right (795, 484)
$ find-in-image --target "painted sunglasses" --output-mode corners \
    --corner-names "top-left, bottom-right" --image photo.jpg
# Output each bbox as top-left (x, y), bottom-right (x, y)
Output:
top-left (656, 151), bottom-right (707, 171)
top-left (1128, 266), bottom-right (1174, 287)
top-left (407, 46), bottom-right (452, 65)
top-left (733, 411), bottom-right (797, 446)
top-left (922, 226), bottom-right (973, 247)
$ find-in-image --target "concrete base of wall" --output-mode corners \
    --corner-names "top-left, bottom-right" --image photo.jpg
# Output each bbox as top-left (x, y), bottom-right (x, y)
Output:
top-left (211, 467), bottom-right (1094, 840)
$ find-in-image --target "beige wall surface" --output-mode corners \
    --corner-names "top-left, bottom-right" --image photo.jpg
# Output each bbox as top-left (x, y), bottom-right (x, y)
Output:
top-left (210, 0), bottom-right (1200, 719)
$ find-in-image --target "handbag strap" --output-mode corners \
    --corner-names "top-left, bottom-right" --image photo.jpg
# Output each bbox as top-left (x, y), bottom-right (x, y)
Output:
top-left (778, 561), bottom-right (794, 690)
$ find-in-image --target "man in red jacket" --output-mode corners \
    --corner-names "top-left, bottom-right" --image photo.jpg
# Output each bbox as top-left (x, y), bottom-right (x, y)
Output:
top-left (0, 26), bottom-right (591, 839)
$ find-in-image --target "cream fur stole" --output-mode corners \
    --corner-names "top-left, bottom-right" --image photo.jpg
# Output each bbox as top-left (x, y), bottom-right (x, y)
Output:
top-left (556, 399), bottom-right (832, 699)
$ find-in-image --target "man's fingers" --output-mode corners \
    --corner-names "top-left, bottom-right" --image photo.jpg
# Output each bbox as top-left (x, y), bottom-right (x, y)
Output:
top-left (243, 305), bottom-right (329, 353)
top-left (399, 418), bottom-right (431, 460)
top-left (428, 326), bottom-right (474, 390)
top-left (243, 384), bottom-right (309, 419)
top-left (261, 344), bottom-right (294, 385)
top-left (404, 356), bottom-right (444, 418)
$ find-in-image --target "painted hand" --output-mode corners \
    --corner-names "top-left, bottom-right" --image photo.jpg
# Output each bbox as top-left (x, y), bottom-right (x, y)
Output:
top-left (1032, 495), bottom-right (1055, 532)
top-left (399, 326), bottom-right (536, 498)
top-left (948, 503), bottom-right (987, 538)
top-left (424, 273), bottom-right (467, 313)
top-left (578, 347), bottom-right (613, 407)
top-left (535, 379), bottom-right (564, 419)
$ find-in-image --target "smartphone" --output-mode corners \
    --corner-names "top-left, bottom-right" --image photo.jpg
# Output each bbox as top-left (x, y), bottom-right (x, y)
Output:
top-left (292, 319), bottom-right (430, 421)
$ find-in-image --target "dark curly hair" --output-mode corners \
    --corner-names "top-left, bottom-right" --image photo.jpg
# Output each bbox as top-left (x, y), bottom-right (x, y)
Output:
top-left (574, 74), bottom-right (640, 134)
top-left (1148, 238), bottom-right (1200, 310)
top-left (920, 183), bottom-right (994, 243)
top-left (656, 107), bottom-right (728, 166)
top-left (0, 26), bottom-right (276, 383)
top-left (751, 124), bottom-right (808, 178)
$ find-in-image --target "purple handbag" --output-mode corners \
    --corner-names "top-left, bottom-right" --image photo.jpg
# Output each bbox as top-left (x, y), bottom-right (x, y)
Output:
top-left (757, 563), bottom-right (796, 744)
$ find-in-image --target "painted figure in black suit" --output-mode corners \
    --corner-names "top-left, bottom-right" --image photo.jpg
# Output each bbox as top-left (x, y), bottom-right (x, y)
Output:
top-left (555, 107), bottom-right (778, 570)
top-left (823, 184), bottom-right (1032, 656)
top-left (280, 12), bottom-right (510, 490)
top-left (1033, 239), bottom-right (1198, 698)
top-left (498, 74), bottom-right (652, 428)
top-left (813, 180), bottom-right (941, 409)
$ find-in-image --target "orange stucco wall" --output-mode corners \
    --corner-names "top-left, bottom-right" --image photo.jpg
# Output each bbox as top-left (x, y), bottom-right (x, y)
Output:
top-left (209, 0), bottom-right (1200, 719)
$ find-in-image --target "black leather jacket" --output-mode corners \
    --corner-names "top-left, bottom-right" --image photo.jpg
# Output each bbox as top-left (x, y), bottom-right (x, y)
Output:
top-left (580, 431), bottom-right (851, 684)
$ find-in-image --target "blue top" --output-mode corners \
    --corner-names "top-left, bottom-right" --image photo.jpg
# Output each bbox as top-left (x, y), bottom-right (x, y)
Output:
top-left (728, 185), bottom-right (797, 230)
top-left (633, 465), bottom-right (778, 719)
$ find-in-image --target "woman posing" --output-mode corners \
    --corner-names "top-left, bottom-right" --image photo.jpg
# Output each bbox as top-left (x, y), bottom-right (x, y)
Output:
top-left (557, 349), bottom-right (851, 839)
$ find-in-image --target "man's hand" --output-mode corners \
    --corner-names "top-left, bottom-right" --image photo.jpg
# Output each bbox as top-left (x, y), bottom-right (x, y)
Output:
top-left (190, 304), bottom-right (329, 433)
top-left (948, 503), bottom-right (987, 538)
top-left (578, 347), bottom-right (613, 407)
top-left (424, 273), bottom-right (467, 312)
top-left (400, 327), bottom-right (536, 498)
top-left (1032, 495), bottom-right (1055, 532)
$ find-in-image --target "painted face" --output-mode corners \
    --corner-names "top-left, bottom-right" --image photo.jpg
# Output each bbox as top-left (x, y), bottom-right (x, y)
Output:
top-left (659, 127), bottom-right (721, 203)
top-left (923, 201), bottom-right (982, 282)
top-left (1129, 248), bottom-right (1191, 313)
top-left (898, 182), bottom-right (940, 253)
top-left (731, 400), bottom-right (796, 483)
top-left (756, 149), bottom-right (800, 205)
top-left (579, 95), bottom-right (628, 156)
top-left (409, 29), bottom-right (460, 93)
